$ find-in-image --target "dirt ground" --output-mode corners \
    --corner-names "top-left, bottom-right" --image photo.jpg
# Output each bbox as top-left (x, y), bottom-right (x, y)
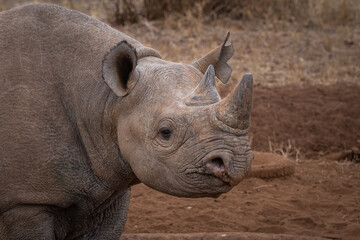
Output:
top-left (119, 15), bottom-right (360, 240)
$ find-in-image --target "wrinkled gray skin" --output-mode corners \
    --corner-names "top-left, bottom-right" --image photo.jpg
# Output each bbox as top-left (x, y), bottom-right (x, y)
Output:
top-left (0, 4), bottom-right (253, 240)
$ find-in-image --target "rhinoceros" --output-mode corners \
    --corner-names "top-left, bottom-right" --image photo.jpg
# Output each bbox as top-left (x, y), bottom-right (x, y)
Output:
top-left (0, 4), bottom-right (253, 240)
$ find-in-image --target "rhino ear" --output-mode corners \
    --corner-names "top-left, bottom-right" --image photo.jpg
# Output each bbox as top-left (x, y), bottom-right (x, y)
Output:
top-left (102, 41), bottom-right (138, 97)
top-left (192, 32), bottom-right (234, 84)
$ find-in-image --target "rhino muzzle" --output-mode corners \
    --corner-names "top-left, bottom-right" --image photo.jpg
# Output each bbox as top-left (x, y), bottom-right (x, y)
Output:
top-left (203, 149), bottom-right (253, 187)
top-left (185, 61), bottom-right (254, 187)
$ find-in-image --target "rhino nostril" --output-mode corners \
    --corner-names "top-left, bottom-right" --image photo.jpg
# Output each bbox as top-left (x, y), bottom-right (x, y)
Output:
top-left (205, 157), bottom-right (232, 184)
top-left (205, 157), bottom-right (226, 176)
top-left (211, 157), bottom-right (225, 171)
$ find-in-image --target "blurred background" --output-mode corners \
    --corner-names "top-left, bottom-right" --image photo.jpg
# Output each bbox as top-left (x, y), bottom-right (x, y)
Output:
top-left (2, 0), bottom-right (360, 28)
top-left (1, 1), bottom-right (359, 239)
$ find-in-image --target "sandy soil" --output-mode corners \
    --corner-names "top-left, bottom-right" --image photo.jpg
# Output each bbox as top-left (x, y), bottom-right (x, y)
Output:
top-left (249, 84), bottom-right (360, 160)
top-left (121, 232), bottom-right (326, 240)
top-left (120, 21), bottom-right (360, 239)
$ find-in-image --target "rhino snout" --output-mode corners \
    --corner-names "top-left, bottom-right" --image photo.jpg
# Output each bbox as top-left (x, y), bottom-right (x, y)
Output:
top-left (204, 152), bottom-right (252, 186)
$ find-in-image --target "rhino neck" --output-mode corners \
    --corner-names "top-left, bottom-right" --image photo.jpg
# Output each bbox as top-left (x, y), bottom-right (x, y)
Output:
top-left (67, 51), bottom-right (160, 191)
top-left (45, 8), bottom-right (160, 191)
top-left (60, 57), bottom-right (152, 191)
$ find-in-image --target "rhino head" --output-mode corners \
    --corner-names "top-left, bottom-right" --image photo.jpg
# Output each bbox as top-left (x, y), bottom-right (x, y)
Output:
top-left (102, 34), bottom-right (253, 198)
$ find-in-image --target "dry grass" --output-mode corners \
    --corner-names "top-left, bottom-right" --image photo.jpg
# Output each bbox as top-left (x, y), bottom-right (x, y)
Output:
top-left (1, 0), bottom-right (360, 27)
top-left (268, 139), bottom-right (302, 162)
top-left (1, 1), bottom-right (357, 86)
top-left (120, 15), bottom-right (359, 87)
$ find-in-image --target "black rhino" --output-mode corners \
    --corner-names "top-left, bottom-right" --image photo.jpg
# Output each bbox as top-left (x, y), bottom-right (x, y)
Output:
top-left (0, 4), bottom-right (253, 239)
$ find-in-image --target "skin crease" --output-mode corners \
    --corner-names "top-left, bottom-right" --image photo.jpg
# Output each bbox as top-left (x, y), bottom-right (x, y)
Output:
top-left (0, 4), bottom-right (253, 240)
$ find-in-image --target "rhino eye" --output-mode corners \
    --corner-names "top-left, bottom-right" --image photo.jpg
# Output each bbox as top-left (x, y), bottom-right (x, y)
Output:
top-left (159, 127), bottom-right (172, 140)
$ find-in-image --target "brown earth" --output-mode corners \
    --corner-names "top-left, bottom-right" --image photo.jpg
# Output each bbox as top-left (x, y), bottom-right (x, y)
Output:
top-left (249, 84), bottom-right (360, 160)
top-left (121, 232), bottom-right (326, 240)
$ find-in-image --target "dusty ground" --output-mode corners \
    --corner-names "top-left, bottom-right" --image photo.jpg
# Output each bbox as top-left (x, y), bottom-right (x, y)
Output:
top-left (119, 17), bottom-right (360, 240)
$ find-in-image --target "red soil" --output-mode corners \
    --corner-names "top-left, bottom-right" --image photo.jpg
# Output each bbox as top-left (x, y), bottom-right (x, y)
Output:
top-left (249, 84), bottom-right (360, 159)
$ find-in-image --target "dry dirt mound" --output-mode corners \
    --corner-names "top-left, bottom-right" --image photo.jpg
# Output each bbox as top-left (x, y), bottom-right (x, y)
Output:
top-left (248, 152), bottom-right (295, 179)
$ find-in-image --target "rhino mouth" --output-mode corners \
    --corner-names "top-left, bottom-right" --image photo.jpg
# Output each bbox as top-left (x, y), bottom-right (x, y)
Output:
top-left (184, 150), bottom-right (249, 189)
top-left (183, 165), bottom-right (231, 190)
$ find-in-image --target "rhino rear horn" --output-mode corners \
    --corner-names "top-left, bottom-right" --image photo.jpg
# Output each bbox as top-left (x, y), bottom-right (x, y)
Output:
top-left (185, 65), bottom-right (220, 106)
top-left (192, 32), bottom-right (234, 84)
top-left (102, 41), bottom-right (139, 97)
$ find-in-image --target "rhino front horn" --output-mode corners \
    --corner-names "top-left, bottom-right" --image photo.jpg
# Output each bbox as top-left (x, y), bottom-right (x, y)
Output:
top-left (213, 73), bottom-right (253, 134)
top-left (185, 65), bottom-right (220, 106)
